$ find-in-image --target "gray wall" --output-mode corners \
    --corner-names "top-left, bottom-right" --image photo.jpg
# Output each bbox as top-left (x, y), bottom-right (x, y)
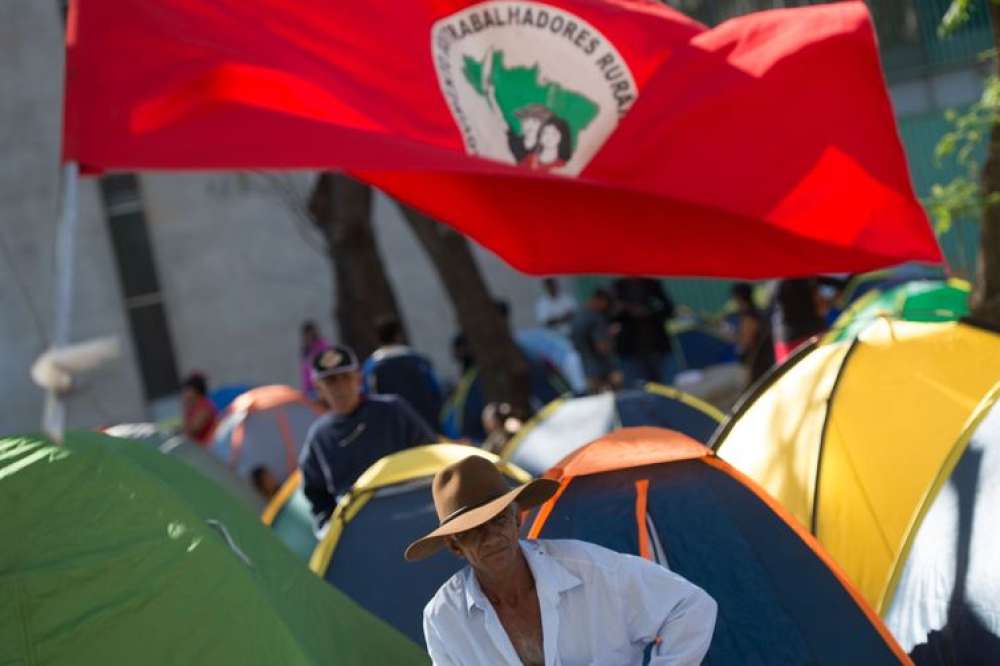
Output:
top-left (141, 173), bottom-right (542, 399)
top-left (0, 0), bottom-right (145, 434)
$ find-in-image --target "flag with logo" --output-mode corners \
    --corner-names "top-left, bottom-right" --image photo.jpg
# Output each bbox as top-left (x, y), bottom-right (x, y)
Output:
top-left (63, 0), bottom-right (942, 277)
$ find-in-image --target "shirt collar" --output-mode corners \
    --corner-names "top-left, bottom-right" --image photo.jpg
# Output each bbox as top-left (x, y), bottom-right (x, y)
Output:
top-left (462, 540), bottom-right (582, 614)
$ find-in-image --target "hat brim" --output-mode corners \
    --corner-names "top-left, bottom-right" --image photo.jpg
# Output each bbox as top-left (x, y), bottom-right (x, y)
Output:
top-left (404, 478), bottom-right (559, 562)
top-left (312, 365), bottom-right (359, 381)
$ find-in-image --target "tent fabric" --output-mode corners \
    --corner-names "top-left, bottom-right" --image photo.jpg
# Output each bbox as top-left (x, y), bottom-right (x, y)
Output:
top-left (309, 444), bottom-right (530, 646)
top-left (210, 384), bottom-right (322, 483)
top-left (713, 320), bottom-right (1000, 618)
top-left (824, 279), bottom-right (970, 344)
top-left (210, 383), bottom-right (255, 411)
top-left (527, 428), bottom-right (910, 664)
top-left (501, 384), bottom-right (723, 476)
top-left (884, 384), bottom-right (1000, 663)
top-left (104, 422), bottom-right (265, 512)
top-left (261, 470), bottom-right (317, 562)
top-left (669, 322), bottom-right (739, 371)
top-left (838, 264), bottom-right (946, 309)
top-left (0, 432), bottom-right (427, 665)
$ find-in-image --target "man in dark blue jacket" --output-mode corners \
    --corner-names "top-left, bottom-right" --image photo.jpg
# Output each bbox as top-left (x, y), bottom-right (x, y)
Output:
top-left (361, 318), bottom-right (444, 431)
top-left (299, 344), bottom-right (437, 528)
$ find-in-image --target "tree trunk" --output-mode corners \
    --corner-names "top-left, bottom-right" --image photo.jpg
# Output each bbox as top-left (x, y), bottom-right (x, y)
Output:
top-left (307, 172), bottom-right (406, 357)
top-left (398, 205), bottom-right (533, 415)
top-left (976, 5), bottom-right (1000, 326)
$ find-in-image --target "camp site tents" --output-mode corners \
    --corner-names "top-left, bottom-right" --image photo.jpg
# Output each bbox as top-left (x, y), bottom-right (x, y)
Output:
top-left (668, 321), bottom-right (746, 409)
top-left (526, 427), bottom-right (911, 664)
top-left (824, 279), bottom-right (970, 344)
top-left (104, 422), bottom-right (265, 511)
top-left (712, 319), bottom-right (1000, 660)
top-left (500, 384), bottom-right (723, 476)
top-left (261, 469), bottom-right (317, 562)
top-left (441, 357), bottom-right (570, 442)
top-left (837, 264), bottom-right (946, 309)
top-left (0, 432), bottom-right (426, 665)
top-left (309, 444), bottom-right (530, 646)
top-left (883, 382), bottom-right (1000, 662)
top-left (210, 384), bottom-right (322, 485)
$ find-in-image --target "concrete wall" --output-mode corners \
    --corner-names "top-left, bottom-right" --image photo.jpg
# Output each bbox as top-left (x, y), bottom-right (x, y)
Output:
top-left (141, 173), bottom-right (543, 397)
top-left (0, 0), bottom-right (146, 433)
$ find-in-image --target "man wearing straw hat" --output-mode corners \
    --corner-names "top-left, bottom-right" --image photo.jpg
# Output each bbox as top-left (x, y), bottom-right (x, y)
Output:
top-left (405, 456), bottom-right (716, 665)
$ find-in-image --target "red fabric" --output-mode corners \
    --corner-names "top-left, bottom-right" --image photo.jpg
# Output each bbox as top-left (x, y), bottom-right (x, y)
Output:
top-left (63, 0), bottom-right (941, 277)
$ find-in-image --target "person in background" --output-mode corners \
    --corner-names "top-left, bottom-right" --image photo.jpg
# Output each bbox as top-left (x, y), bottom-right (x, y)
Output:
top-left (299, 320), bottom-right (329, 401)
top-left (481, 402), bottom-right (526, 455)
top-left (771, 278), bottom-right (826, 363)
top-left (181, 372), bottom-right (218, 446)
top-left (613, 278), bottom-right (675, 387)
top-left (299, 344), bottom-right (437, 529)
top-left (250, 465), bottom-right (281, 500)
top-left (407, 456), bottom-right (717, 665)
top-left (362, 317), bottom-right (444, 430)
top-left (570, 288), bottom-right (622, 394)
top-left (730, 283), bottom-right (775, 385)
top-left (534, 278), bottom-right (577, 336)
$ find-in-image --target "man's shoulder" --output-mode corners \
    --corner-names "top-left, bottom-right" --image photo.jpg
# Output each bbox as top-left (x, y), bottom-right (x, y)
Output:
top-left (423, 566), bottom-right (472, 622)
top-left (531, 538), bottom-right (635, 577)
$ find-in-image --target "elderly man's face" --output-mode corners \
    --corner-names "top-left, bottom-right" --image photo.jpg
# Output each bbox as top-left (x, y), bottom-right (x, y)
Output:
top-left (318, 371), bottom-right (362, 415)
top-left (447, 506), bottom-right (521, 574)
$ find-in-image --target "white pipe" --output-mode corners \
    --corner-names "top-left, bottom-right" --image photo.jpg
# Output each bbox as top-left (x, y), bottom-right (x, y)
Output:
top-left (42, 161), bottom-right (80, 443)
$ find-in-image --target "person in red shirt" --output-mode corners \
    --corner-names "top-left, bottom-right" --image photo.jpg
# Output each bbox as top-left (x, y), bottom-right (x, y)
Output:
top-left (181, 372), bottom-right (218, 445)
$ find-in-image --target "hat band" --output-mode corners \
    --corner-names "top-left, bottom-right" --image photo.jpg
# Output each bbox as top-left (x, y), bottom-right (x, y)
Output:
top-left (439, 490), bottom-right (508, 527)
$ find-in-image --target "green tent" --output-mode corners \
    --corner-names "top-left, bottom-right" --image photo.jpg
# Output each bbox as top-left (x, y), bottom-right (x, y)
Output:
top-left (825, 278), bottom-right (970, 343)
top-left (0, 432), bottom-right (427, 665)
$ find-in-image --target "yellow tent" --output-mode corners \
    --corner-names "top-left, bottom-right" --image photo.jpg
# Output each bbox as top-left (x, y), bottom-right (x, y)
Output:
top-left (308, 444), bottom-right (530, 647)
top-left (713, 320), bottom-right (1000, 615)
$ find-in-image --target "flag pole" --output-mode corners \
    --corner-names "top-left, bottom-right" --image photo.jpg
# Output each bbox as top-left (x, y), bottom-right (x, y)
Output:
top-left (42, 160), bottom-right (80, 443)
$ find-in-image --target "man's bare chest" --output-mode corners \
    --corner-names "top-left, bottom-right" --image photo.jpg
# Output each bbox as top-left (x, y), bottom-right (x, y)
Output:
top-left (495, 600), bottom-right (545, 666)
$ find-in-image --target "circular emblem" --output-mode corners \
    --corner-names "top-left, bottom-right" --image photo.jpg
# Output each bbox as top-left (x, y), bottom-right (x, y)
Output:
top-left (320, 350), bottom-right (343, 369)
top-left (431, 0), bottom-right (638, 177)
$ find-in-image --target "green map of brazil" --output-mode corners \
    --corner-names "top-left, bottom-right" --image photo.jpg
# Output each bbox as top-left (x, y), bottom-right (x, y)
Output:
top-left (463, 50), bottom-right (598, 167)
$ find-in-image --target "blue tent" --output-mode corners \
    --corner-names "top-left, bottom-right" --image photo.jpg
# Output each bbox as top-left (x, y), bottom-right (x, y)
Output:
top-left (528, 428), bottom-right (910, 664)
top-left (261, 470), bottom-right (317, 563)
top-left (500, 384), bottom-right (723, 476)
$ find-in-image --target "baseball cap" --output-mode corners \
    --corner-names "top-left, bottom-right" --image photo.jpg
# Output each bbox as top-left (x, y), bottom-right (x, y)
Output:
top-left (311, 344), bottom-right (359, 380)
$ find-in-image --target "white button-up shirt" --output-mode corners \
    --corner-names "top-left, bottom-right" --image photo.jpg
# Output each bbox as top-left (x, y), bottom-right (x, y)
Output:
top-left (423, 539), bottom-right (717, 665)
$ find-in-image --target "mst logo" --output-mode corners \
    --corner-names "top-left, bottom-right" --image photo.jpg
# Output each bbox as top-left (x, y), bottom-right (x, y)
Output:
top-left (431, 1), bottom-right (638, 177)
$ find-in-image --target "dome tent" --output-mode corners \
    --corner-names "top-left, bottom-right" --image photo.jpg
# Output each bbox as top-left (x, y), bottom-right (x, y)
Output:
top-left (210, 384), bottom-right (322, 484)
top-left (883, 382), bottom-right (1000, 663)
top-left (0, 432), bottom-right (426, 665)
top-left (308, 444), bottom-right (530, 646)
top-left (713, 319), bottom-right (1000, 661)
top-left (824, 278), bottom-right (970, 344)
top-left (103, 422), bottom-right (264, 512)
top-left (527, 427), bottom-right (910, 664)
top-left (261, 469), bottom-right (317, 562)
top-left (500, 383), bottom-right (722, 476)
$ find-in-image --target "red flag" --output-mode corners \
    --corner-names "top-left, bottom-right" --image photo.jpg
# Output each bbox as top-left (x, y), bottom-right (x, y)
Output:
top-left (63, 0), bottom-right (941, 277)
